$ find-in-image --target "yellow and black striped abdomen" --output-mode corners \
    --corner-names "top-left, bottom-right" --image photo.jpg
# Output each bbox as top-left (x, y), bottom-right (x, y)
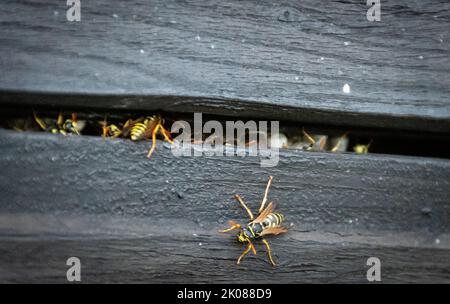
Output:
top-left (262, 212), bottom-right (284, 228)
top-left (130, 116), bottom-right (160, 141)
top-left (130, 122), bottom-right (148, 141)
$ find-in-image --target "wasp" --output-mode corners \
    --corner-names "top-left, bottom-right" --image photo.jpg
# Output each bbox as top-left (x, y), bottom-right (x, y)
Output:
top-left (33, 111), bottom-right (85, 135)
top-left (101, 115), bottom-right (173, 158)
top-left (354, 139), bottom-right (373, 154)
top-left (99, 116), bottom-right (123, 138)
top-left (302, 128), bottom-right (348, 152)
top-left (221, 176), bottom-right (287, 266)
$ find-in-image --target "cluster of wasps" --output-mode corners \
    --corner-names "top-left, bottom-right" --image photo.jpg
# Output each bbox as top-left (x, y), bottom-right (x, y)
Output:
top-left (7, 111), bottom-right (375, 267)
top-left (270, 128), bottom-right (372, 154)
top-left (21, 111), bottom-right (173, 158)
top-left (10, 112), bottom-right (373, 156)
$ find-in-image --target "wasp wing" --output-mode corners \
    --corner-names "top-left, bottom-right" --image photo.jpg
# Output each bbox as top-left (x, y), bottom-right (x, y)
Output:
top-left (71, 113), bottom-right (78, 123)
top-left (56, 112), bottom-right (64, 127)
top-left (33, 112), bottom-right (47, 130)
top-left (252, 202), bottom-right (275, 224)
top-left (260, 226), bottom-right (288, 236)
top-left (318, 136), bottom-right (327, 151)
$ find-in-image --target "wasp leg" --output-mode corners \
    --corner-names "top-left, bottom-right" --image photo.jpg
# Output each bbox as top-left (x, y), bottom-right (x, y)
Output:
top-left (147, 124), bottom-right (161, 158)
top-left (262, 238), bottom-right (276, 266)
top-left (234, 195), bottom-right (254, 221)
top-left (71, 125), bottom-right (80, 135)
top-left (220, 223), bottom-right (241, 233)
top-left (331, 131), bottom-right (349, 152)
top-left (258, 176), bottom-right (273, 214)
top-left (237, 243), bottom-right (253, 265)
top-left (158, 123), bottom-right (173, 144)
top-left (33, 111), bottom-right (47, 130)
top-left (248, 239), bottom-right (257, 255)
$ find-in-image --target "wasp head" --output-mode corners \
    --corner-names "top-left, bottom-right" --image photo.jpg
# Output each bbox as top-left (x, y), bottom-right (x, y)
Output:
top-left (237, 231), bottom-right (247, 243)
top-left (237, 227), bottom-right (254, 243)
top-left (236, 229), bottom-right (257, 254)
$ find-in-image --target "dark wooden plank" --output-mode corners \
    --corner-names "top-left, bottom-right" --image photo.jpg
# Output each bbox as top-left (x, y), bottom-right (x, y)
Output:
top-left (0, 129), bottom-right (449, 283)
top-left (1, 232), bottom-right (449, 283)
top-left (1, 0), bottom-right (450, 131)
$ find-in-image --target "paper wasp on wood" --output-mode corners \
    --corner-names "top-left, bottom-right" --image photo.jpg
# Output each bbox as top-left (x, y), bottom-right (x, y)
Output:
top-left (220, 176), bottom-right (287, 266)
top-left (33, 111), bottom-right (85, 135)
top-left (100, 115), bottom-right (173, 158)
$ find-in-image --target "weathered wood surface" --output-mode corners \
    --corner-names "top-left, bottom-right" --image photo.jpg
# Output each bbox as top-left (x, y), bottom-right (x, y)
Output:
top-left (1, 0), bottom-right (450, 131)
top-left (0, 129), bottom-right (449, 283)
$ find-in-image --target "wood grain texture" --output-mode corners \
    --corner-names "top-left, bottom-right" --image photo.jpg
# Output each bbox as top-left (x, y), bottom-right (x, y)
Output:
top-left (0, 129), bottom-right (449, 283)
top-left (0, 0), bottom-right (450, 131)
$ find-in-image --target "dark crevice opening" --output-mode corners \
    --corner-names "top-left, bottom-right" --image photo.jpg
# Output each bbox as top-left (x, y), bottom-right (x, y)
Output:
top-left (0, 105), bottom-right (449, 160)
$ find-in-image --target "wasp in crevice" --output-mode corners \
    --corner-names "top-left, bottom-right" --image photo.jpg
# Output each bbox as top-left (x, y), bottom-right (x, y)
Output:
top-left (99, 115), bottom-right (123, 138)
top-left (301, 128), bottom-right (348, 152)
top-left (354, 139), bottom-right (373, 154)
top-left (101, 115), bottom-right (173, 158)
top-left (33, 111), bottom-right (85, 135)
top-left (220, 176), bottom-right (287, 266)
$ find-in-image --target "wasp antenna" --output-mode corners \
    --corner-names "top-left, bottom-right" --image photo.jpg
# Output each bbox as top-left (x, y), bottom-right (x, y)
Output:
top-left (259, 176), bottom-right (273, 214)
